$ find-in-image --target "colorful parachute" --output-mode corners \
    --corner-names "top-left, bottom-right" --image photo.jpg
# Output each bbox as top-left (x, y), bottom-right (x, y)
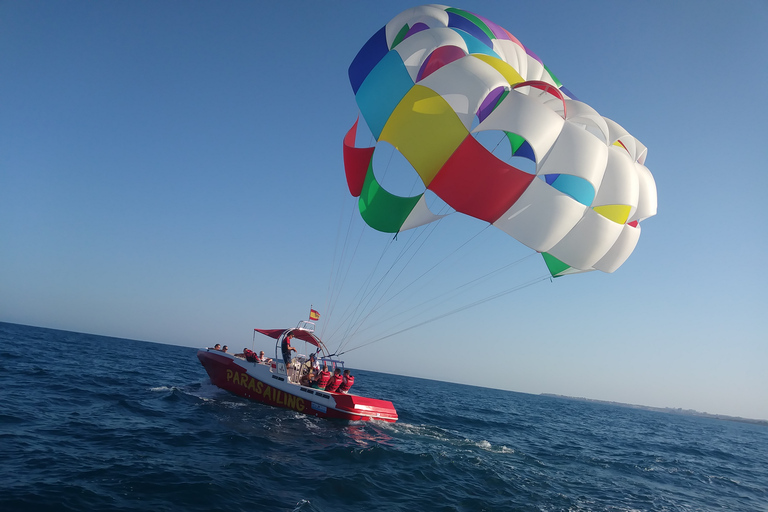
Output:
top-left (343, 5), bottom-right (657, 277)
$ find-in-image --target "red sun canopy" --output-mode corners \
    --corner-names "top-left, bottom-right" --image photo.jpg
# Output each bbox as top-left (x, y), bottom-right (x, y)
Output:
top-left (254, 328), bottom-right (323, 349)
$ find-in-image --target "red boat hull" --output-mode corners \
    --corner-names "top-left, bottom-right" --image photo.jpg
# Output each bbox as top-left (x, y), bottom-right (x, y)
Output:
top-left (197, 350), bottom-right (397, 422)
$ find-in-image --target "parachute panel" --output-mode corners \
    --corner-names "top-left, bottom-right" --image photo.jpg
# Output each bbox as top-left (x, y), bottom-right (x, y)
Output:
top-left (536, 121), bottom-right (609, 203)
top-left (473, 89), bottom-right (565, 163)
top-left (358, 162), bottom-right (421, 233)
top-left (593, 223), bottom-right (642, 273)
top-left (349, 27), bottom-right (389, 95)
top-left (546, 209), bottom-right (626, 270)
top-left (400, 194), bottom-right (449, 231)
top-left (470, 54), bottom-right (524, 87)
top-left (392, 28), bottom-right (469, 82)
top-left (384, 5), bottom-right (450, 47)
top-left (355, 51), bottom-right (414, 139)
top-left (491, 37), bottom-right (528, 79)
top-left (379, 85), bottom-right (468, 186)
top-left (343, 118), bottom-right (374, 197)
top-left (445, 8), bottom-right (495, 47)
top-left (563, 100), bottom-right (610, 144)
top-left (493, 178), bottom-right (588, 252)
top-left (631, 163), bottom-right (657, 222)
top-left (429, 135), bottom-right (534, 223)
top-left (592, 146), bottom-right (641, 223)
top-left (417, 55), bottom-right (516, 130)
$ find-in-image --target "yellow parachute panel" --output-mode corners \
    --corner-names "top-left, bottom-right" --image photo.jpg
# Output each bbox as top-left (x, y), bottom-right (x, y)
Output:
top-left (379, 85), bottom-right (469, 187)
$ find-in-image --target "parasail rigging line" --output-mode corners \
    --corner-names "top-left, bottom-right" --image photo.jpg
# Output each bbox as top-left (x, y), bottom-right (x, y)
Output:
top-left (322, 210), bottom-right (407, 344)
top-left (320, 202), bottom-right (347, 340)
top-left (320, 200), bottom-right (365, 341)
top-left (329, 200), bottom-right (486, 352)
top-left (331, 220), bottom-right (444, 353)
top-left (327, 210), bottom-right (446, 351)
top-left (339, 250), bottom-right (541, 345)
top-left (339, 248), bottom-right (540, 349)
top-left (333, 222), bottom-right (492, 354)
top-left (337, 273), bottom-right (551, 356)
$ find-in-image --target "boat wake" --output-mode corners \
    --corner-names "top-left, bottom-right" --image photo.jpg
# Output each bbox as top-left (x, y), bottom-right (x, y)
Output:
top-left (379, 421), bottom-right (515, 454)
top-left (164, 380), bottom-right (234, 403)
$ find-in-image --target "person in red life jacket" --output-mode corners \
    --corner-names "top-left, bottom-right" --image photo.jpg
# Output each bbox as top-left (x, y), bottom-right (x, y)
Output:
top-left (325, 368), bottom-right (344, 393)
top-left (337, 369), bottom-right (355, 394)
top-left (241, 348), bottom-right (256, 362)
top-left (312, 365), bottom-right (331, 389)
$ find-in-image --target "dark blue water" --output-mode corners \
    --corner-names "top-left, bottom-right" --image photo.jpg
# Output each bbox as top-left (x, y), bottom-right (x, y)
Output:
top-left (1, 322), bottom-right (766, 511)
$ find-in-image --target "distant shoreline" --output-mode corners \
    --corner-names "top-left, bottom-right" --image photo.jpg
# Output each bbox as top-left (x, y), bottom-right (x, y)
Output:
top-left (541, 394), bottom-right (768, 427)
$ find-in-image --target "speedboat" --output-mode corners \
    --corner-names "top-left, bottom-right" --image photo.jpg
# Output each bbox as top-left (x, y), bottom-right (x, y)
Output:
top-left (197, 321), bottom-right (398, 422)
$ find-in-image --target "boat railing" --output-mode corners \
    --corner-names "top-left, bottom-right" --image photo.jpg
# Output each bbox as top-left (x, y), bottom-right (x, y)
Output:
top-left (320, 357), bottom-right (345, 371)
top-left (295, 320), bottom-right (315, 332)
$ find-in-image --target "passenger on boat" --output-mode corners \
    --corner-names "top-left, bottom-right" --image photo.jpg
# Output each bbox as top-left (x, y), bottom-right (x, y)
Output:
top-left (312, 365), bottom-right (331, 389)
top-left (325, 368), bottom-right (344, 393)
top-left (222, 345), bottom-right (229, 353)
top-left (302, 353), bottom-right (319, 373)
top-left (211, 344), bottom-right (222, 351)
top-left (337, 370), bottom-right (355, 394)
top-left (300, 369), bottom-right (315, 387)
top-left (281, 334), bottom-right (297, 367)
top-left (240, 348), bottom-right (256, 362)
top-left (257, 351), bottom-right (272, 364)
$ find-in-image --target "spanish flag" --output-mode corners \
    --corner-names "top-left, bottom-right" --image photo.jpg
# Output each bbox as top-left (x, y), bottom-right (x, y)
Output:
top-left (309, 309), bottom-right (320, 321)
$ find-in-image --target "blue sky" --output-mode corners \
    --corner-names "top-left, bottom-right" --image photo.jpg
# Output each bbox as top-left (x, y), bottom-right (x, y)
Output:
top-left (2, 1), bottom-right (767, 420)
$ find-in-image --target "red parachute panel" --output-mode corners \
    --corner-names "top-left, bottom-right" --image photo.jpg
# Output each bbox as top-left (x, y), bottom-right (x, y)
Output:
top-left (429, 136), bottom-right (534, 224)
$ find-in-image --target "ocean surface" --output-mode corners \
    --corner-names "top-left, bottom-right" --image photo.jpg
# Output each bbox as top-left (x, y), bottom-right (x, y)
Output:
top-left (1, 322), bottom-right (766, 512)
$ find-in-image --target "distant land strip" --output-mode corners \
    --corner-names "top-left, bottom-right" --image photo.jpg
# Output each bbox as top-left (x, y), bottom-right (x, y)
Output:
top-left (540, 394), bottom-right (768, 427)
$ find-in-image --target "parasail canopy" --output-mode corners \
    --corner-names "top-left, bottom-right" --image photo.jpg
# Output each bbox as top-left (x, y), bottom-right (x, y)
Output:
top-left (344, 5), bottom-right (657, 278)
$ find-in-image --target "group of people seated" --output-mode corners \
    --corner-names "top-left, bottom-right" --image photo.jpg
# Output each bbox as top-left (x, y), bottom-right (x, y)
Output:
top-left (297, 353), bottom-right (355, 394)
top-left (236, 348), bottom-right (271, 364)
top-left (210, 344), bottom-right (275, 364)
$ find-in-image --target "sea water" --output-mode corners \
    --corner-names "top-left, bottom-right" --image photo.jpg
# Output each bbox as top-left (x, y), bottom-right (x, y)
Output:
top-left (1, 322), bottom-right (766, 511)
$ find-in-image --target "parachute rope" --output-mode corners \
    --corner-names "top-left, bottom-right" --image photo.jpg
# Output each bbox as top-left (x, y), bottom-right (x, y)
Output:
top-left (330, 215), bottom-right (448, 353)
top-left (319, 199), bottom-right (360, 341)
top-left (329, 219), bottom-right (544, 355)
top-left (333, 224), bottom-right (492, 354)
top-left (340, 250), bottom-right (540, 348)
top-left (337, 272), bottom-right (550, 356)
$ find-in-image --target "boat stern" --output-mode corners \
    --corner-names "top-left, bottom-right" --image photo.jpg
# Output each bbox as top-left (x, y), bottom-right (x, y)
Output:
top-left (332, 393), bottom-right (398, 422)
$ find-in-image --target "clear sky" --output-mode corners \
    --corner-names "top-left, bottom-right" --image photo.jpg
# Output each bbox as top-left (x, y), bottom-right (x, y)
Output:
top-left (2, 1), bottom-right (767, 420)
